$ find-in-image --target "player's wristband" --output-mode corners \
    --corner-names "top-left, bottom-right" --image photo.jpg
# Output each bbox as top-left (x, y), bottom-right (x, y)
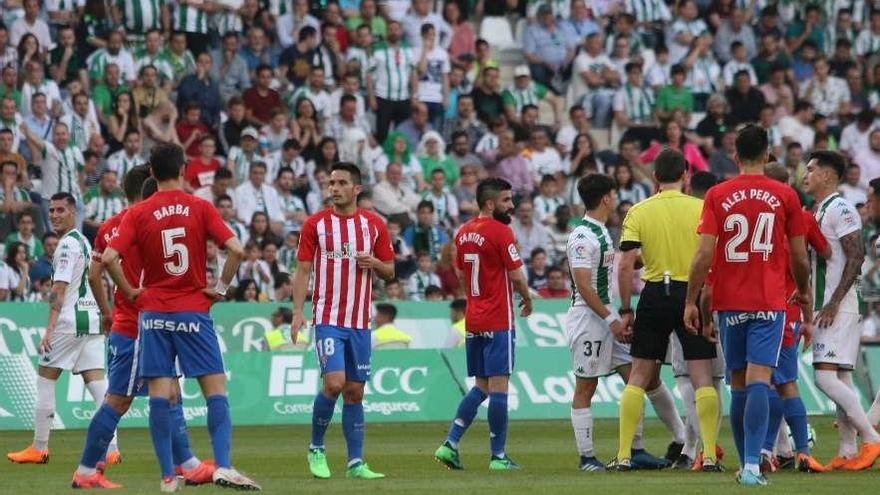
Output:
top-left (215, 280), bottom-right (228, 296)
top-left (604, 312), bottom-right (621, 325)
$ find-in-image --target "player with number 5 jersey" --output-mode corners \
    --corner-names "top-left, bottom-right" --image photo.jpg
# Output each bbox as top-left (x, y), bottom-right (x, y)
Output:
top-left (685, 125), bottom-right (811, 487)
top-left (434, 178), bottom-right (533, 472)
top-left (104, 144), bottom-right (259, 491)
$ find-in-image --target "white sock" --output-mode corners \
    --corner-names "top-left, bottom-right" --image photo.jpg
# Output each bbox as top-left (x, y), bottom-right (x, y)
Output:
top-left (775, 422), bottom-right (792, 457)
top-left (815, 370), bottom-right (880, 443)
top-left (632, 408), bottom-right (645, 450)
top-left (33, 376), bottom-right (56, 451)
top-left (181, 457), bottom-right (201, 470)
top-left (868, 387), bottom-right (880, 426)
top-left (647, 383), bottom-right (686, 443)
top-left (837, 405), bottom-right (858, 457)
top-left (85, 379), bottom-right (118, 451)
top-left (571, 407), bottom-right (594, 457)
top-left (676, 376), bottom-right (699, 458)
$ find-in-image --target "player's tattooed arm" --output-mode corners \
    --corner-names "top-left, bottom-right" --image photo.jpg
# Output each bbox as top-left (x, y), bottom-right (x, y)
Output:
top-left (41, 281), bottom-right (69, 353)
top-left (829, 231), bottom-right (865, 306)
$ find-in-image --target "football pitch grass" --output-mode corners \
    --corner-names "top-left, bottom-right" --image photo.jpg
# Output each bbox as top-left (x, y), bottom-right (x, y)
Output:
top-left (2, 418), bottom-right (878, 494)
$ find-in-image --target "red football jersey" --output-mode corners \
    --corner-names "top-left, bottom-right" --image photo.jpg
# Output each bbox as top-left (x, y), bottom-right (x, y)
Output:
top-left (297, 208), bottom-right (393, 329)
top-left (699, 175), bottom-right (805, 311)
top-left (782, 210), bottom-right (830, 346)
top-left (92, 209), bottom-right (141, 338)
top-left (454, 217), bottom-right (524, 332)
top-left (109, 190), bottom-right (234, 313)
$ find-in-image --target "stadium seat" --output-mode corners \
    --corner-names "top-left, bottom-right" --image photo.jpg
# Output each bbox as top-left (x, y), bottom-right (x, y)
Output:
top-left (480, 17), bottom-right (517, 51)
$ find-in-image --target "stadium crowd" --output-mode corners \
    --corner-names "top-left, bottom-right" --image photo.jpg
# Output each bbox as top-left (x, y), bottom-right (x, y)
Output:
top-left (1, 0), bottom-right (880, 336)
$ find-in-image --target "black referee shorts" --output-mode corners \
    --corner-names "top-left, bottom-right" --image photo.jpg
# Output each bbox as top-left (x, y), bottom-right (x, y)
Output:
top-left (630, 281), bottom-right (716, 362)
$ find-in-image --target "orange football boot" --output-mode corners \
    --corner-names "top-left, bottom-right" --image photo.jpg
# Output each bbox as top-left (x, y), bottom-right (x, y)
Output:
top-left (7, 446), bottom-right (49, 464)
top-left (71, 471), bottom-right (123, 489)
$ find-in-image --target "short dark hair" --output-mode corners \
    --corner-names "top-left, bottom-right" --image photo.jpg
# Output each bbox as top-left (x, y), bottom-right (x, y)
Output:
top-left (869, 177), bottom-right (880, 198)
top-left (340, 93), bottom-right (357, 106)
top-left (808, 150), bottom-right (846, 179)
top-left (42, 231), bottom-right (59, 243)
top-left (299, 25), bottom-right (317, 41)
top-left (149, 143), bottom-right (186, 181)
top-left (530, 247), bottom-right (546, 259)
top-left (375, 303), bottom-right (398, 320)
top-left (215, 167), bottom-right (233, 181)
top-left (476, 177), bottom-right (512, 209)
top-left (690, 171), bottom-right (718, 197)
top-left (420, 23), bottom-right (434, 36)
top-left (215, 193), bottom-right (233, 206)
top-left (417, 200), bottom-right (435, 212)
top-left (123, 164), bottom-right (151, 202)
top-left (451, 298), bottom-right (466, 312)
top-left (255, 64), bottom-right (273, 75)
top-left (273, 305), bottom-right (293, 322)
top-left (735, 124), bottom-right (769, 164)
top-left (330, 162), bottom-right (362, 185)
top-left (424, 285), bottom-right (443, 298)
top-left (141, 177), bottom-right (158, 199)
top-left (577, 173), bottom-right (616, 210)
top-left (764, 162), bottom-right (789, 183)
top-left (653, 149), bottom-right (687, 183)
top-left (282, 138), bottom-right (301, 151)
top-left (51, 192), bottom-right (76, 207)
top-left (277, 166), bottom-right (295, 180)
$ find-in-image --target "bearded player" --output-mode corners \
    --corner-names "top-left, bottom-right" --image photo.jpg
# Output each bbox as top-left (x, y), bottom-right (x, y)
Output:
top-left (291, 162), bottom-right (395, 480)
top-left (802, 151), bottom-right (880, 470)
top-left (685, 125), bottom-right (811, 486)
top-left (103, 144), bottom-right (258, 491)
top-left (434, 177), bottom-right (533, 471)
top-left (71, 165), bottom-right (213, 488)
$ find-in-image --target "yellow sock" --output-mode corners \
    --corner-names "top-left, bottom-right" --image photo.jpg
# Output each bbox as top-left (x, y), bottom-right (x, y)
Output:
top-left (695, 386), bottom-right (720, 461)
top-left (617, 384), bottom-right (645, 460)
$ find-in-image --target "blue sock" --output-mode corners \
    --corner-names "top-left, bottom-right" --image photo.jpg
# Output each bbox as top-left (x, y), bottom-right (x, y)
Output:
top-left (148, 397), bottom-right (174, 478)
top-left (446, 387), bottom-right (488, 447)
top-left (311, 393), bottom-right (337, 448)
top-left (762, 389), bottom-right (784, 452)
top-left (744, 383), bottom-right (770, 467)
top-left (488, 393), bottom-right (508, 457)
top-left (342, 403), bottom-right (365, 463)
top-left (206, 395), bottom-right (232, 469)
top-left (783, 396), bottom-right (810, 454)
top-left (730, 389), bottom-right (747, 466)
top-left (170, 400), bottom-right (195, 467)
top-left (79, 403), bottom-right (121, 469)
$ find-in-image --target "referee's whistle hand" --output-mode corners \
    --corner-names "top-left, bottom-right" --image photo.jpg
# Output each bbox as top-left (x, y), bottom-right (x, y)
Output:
top-left (683, 304), bottom-right (701, 335)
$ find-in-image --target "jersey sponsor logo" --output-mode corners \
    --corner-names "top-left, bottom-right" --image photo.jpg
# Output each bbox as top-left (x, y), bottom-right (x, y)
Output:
top-left (152, 204), bottom-right (191, 221)
top-left (323, 241), bottom-right (358, 260)
top-left (724, 311), bottom-right (780, 326)
top-left (573, 244), bottom-right (587, 259)
top-left (141, 318), bottom-right (201, 333)
top-left (720, 188), bottom-right (781, 212)
top-left (603, 251), bottom-right (614, 266)
top-left (508, 244), bottom-right (521, 262)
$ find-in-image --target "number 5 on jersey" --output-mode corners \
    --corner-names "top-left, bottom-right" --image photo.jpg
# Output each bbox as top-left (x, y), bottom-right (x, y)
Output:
top-left (162, 227), bottom-right (189, 275)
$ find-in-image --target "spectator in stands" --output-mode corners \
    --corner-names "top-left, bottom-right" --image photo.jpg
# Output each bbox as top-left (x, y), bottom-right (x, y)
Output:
top-left (417, 132), bottom-right (457, 185)
top-left (511, 200), bottom-right (549, 264)
top-left (407, 251), bottom-right (441, 301)
top-left (613, 162), bottom-right (651, 205)
top-left (725, 70), bottom-right (766, 126)
top-left (759, 64), bottom-right (795, 119)
top-left (290, 98), bottom-right (322, 158)
top-left (786, 4), bottom-right (826, 55)
top-left (613, 62), bottom-right (656, 145)
top-left (853, 129), bottom-right (880, 186)
top-left (0, 161), bottom-right (32, 238)
top-left (195, 167), bottom-right (234, 205)
top-left (132, 65), bottom-right (170, 121)
top-left (840, 109), bottom-right (876, 158)
top-left (228, 127), bottom-right (264, 182)
top-left (778, 101), bottom-right (816, 151)
top-left (527, 247), bottom-right (550, 291)
top-left (569, 33), bottom-right (618, 129)
top-left (695, 94), bottom-right (732, 152)
top-left (368, 20), bottom-right (417, 142)
top-left (4, 210), bottom-right (41, 259)
top-left (91, 63), bottom-right (128, 122)
top-left (176, 102), bottom-right (210, 158)
top-left (683, 33), bottom-right (722, 112)
top-left (235, 278), bottom-right (260, 302)
top-left (420, 168), bottom-right (458, 229)
top-left (752, 34), bottom-right (791, 85)
top-left (239, 27), bottom-right (278, 74)
top-left (106, 93), bottom-right (140, 156)
top-left (800, 56), bottom-right (850, 128)
top-left (503, 65), bottom-right (562, 127)
top-left (10, 0), bottom-right (51, 52)
top-left (397, 102), bottom-right (434, 152)
top-left (60, 92), bottom-right (98, 151)
top-left (481, 129), bottom-right (532, 198)
top-left (404, 0), bottom-right (451, 50)
top-left (524, 3), bottom-right (576, 91)
top-left (442, 94), bottom-right (485, 148)
top-left (655, 64), bottom-right (693, 122)
top-left (537, 266), bottom-right (571, 299)
top-left (641, 118), bottom-right (707, 171)
top-left (211, 32), bottom-right (251, 104)
top-left (709, 128), bottom-right (739, 179)
top-left (414, 23), bottom-right (450, 130)
top-left (27, 232), bottom-right (56, 282)
top-left (185, 137), bottom-right (221, 191)
top-left (444, 1), bottom-right (475, 63)
top-left (177, 52), bottom-right (222, 130)
top-left (261, 109), bottom-right (290, 154)
top-left (525, 126), bottom-right (563, 180)
top-left (402, 200), bottom-right (448, 262)
top-left (83, 170), bottom-right (124, 240)
top-left (435, 242), bottom-right (461, 299)
top-left (325, 94), bottom-right (371, 142)
top-left (472, 66), bottom-right (504, 125)
top-left (840, 164), bottom-right (868, 205)
top-left (375, 131), bottom-right (423, 189)
top-left (372, 302), bottom-right (413, 349)
top-left (235, 162), bottom-right (284, 231)
top-left (3, 241), bottom-right (30, 301)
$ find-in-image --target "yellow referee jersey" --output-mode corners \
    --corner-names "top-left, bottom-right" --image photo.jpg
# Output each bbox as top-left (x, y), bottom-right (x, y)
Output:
top-left (620, 189), bottom-right (702, 283)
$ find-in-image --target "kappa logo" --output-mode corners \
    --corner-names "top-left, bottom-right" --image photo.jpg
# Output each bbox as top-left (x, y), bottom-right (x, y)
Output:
top-left (824, 351), bottom-right (838, 359)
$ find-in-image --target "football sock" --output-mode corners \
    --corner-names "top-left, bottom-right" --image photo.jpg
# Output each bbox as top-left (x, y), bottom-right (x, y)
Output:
top-left (676, 376), bottom-right (699, 459)
top-left (84, 379), bottom-right (116, 452)
top-left (815, 370), bottom-right (880, 443)
top-left (571, 407), bottom-right (594, 457)
top-left (729, 389), bottom-right (747, 466)
top-left (775, 422), bottom-right (793, 457)
top-left (488, 393), bottom-right (508, 457)
top-left (447, 387), bottom-right (487, 448)
top-left (342, 403), bottom-right (365, 464)
top-left (837, 405), bottom-right (858, 457)
top-left (783, 397), bottom-right (809, 454)
top-left (763, 389), bottom-right (784, 452)
top-left (206, 395), bottom-right (232, 469)
top-left (743, 383), bottom-right (770, 470)
top-left (632, 409), bottom-right (645, 450)
top-left (616, 385), bottom-right (645, 460)
top-left (78, 403), bottom-right (121, 475)
top-left (695, 386), bottom-right (720, 461)
top-left (33, 376), bottom-right (55, 451)
top-left (170, 399), bottom-right (199, 469)
top-left (311, 392), bottom-right (337, 449)
top-left (647, 383), bottom-right (686, 444)
top-left (148, 397), bottom-right (174, 478)
top-left (867, 387), bottom-right (880, 426)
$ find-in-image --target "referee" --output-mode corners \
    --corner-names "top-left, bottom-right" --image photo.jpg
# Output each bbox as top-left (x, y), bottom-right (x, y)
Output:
top-left (610, 149), bottom-right (722, 471)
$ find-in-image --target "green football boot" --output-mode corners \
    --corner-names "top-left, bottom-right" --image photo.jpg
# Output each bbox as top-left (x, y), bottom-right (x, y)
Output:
top-left (345, 461), bottom-right (386, 479)
top-left (434, 442), bottom-right (464, 470)
top-left (308, 448), bottom-right (331, 479)
top-left (489, 455), bottom-right (521, 470)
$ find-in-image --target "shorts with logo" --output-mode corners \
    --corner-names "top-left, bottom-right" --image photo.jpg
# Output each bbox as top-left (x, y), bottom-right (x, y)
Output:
top-left (631, 281), bottom-right (717, 362)
top-left (40, 332), bottom-right (105, 373)
top-left (669, 331), bottom-right (726, 378)
top-left (107, 331), bottom-right (148, 396)
top-left (812, 311), bottom-right (861, 369)
top-left (466, 329), bottom-right (515, 378)
top-left (314, 325), bottom-right (372, 382)
top-left (566, 305), bottom-right (631, 378)
top-left (718, 310), bottom-right (785, 371)
top-left (773, 322), bottom-right (801, 385)
top-left (139, 311), bottom-right (224, 378)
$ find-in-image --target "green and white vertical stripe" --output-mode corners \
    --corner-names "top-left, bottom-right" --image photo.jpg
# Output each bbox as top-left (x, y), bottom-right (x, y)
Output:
top-left (174, 2), bottom-right (208, 33)
top-left (624, 83), bottom-right (653, 123)
top-left (580, 218), bottom-right (611, 304)
top-left (84, 189), bottom-right (125, 223)
top-left (812, 193), bottom-right (839, 310)
top-left (118, 0), bottom-right (163, 33)
top-left (108, 151), bottom-right (144, 186)
top-left (66, 230), bottom-right (100, 336)
top-left (371, 45), bottom-right (414, 101)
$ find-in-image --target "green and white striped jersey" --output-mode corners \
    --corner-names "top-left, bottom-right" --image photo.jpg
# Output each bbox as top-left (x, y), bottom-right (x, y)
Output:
top-left (40, 142), bottom-right (84, 200)
top-left (567, 216), bottom-right (614, 306)
top-left (134, 48), bottom-right (176, 81)
top-left (212, 0), bottom-right (243, 36)
top-left (613, 83), bottom-right (654, 124)
top-left (86, 48), bottom-right (136, 82)
top-left (53, 229), bottom-right (101, 336)
top-left (226, 219), bottom-right (249, 244)
top-left (501, 81), bottom-right (549, 115)
top-left (369, 43), bottom-right (416, 101)
top-left (60, 112), bottom-right (98, 151)
top-left (116, 0), bottom-right (164, 34)
top-left (286, 86), bottom-right (331, 119)
top-left (158, 48), bottom-right (196, 82)
top-left (107, 150), bottom-right (146, 186)
top-left (813, 193), bottom-right (862, 314)
top-left (346, 47), bottom-right (372, 90)
top-left (226, 146), bottom-right (261, 183)
top-left (84, 188), bottom-right (125, 223)
top-left (173, 1), bottom-right (209, 33)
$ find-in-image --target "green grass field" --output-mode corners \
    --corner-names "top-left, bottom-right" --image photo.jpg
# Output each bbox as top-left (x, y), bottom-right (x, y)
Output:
top-left (1, 418), bottom-right (878, 494)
